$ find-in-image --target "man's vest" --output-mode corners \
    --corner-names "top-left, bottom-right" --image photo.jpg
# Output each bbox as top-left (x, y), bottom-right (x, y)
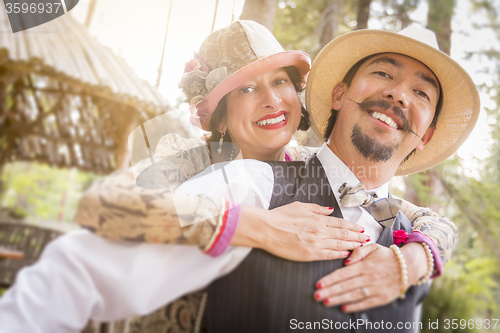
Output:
top-left (204, 155), bottom-right (430, 332)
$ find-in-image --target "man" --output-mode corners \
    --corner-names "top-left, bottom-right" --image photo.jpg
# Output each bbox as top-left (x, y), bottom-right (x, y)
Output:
top-left (0, 25), bottom-right (478, 332)
top-left (170, 24), bottom-right (479, 332)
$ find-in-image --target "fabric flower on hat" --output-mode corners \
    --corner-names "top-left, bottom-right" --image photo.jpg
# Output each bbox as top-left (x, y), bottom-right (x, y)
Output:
top-left (188, 103), bottom-right (202, 128)
top-left (187, 95), bottom-right (207, 128)
top-left (184, 53), bottom-right (209, 73)
top-left (178, 70), bottom-right (208, 104)
top-left (184, 58), bottom-right (202, 73)
top-left (179, 52), bottom-right (229, 130)
top-left (393, 230), bottom-right (410, 247)
top-left (194, 53), bottom-right (209, 72)
top-left (205, 67), bottom-right (227, 93)
top-left (187, 97), bottom-right (211, 129)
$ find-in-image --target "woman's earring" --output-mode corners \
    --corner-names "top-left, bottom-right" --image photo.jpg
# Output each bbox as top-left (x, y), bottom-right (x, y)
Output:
top-left (218, 131), bottom-right (225, 154)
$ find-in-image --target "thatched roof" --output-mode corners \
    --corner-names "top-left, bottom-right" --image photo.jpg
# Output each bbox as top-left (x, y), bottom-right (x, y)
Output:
top-left (0, 10), bottom-right (168, 114)
top-left (0, 11), bottom-right (194, 174)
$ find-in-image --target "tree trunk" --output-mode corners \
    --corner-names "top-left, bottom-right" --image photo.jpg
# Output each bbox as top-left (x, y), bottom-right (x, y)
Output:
top-left (317, 0), bottom-right (341, 49)
top-left (240, 0), bottom-right (278, 32)
top-left (0, 163), bottom-right (4, 202)
top-left (395, 3), bottom-right (412, 29)
top-left (427, 0), bottom-right (456, 55)
top-left (356, 0), bottom-right (372, 30)
top-left (404, 169), bottom-right (446, 213)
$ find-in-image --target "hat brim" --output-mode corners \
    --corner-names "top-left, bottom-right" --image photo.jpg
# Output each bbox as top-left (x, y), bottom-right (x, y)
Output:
top-left (306, 29), bottom-right (480, 176)
top-left (200, 51), bottom-right (310, 131)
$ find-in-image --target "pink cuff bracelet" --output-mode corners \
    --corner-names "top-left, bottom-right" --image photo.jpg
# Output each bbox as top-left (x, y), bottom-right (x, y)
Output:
top-left (406, 230), bottom-right (442, 278)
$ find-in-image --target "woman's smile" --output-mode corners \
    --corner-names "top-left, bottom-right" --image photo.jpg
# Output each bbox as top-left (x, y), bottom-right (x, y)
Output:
top-left (255, 110), bottom-right (288, 129)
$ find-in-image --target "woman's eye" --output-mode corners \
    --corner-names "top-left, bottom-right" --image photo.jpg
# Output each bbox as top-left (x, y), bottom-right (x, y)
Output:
top-left (240, 86), bottom-right (255, 94)
top-left (374, 71), bottom-right (391, 79)
top-left (274, 78), bottom-right (287, 85)
top-left (416, 90), bottom-right (430, 101)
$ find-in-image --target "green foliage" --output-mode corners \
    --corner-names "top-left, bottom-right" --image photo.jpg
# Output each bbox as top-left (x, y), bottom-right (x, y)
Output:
top-left (403, 157), bottom-right (500, 330)
top-left (0, 162), bottom-right (101, 223)
top-left (374, 0), bottom-right (421, 29)
top-left (274, 0), bottom-right (357, 58)
top-left (405, 172), bottom-right (435, 206)
top-left (422, 258), bottom-right (498, 333)
top-left (273, 0), bottom-right (423, 58)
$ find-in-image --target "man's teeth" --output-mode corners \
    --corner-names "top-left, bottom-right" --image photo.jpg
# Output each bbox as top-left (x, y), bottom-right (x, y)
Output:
top-left (371, 111), bottom-right (398, 129)
top-left (256, 114), bottom-right (286, 126)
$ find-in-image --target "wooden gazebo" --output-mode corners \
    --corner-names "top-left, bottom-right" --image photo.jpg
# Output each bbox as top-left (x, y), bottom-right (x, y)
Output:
top-left (0, 10), bottom-right (191, 175)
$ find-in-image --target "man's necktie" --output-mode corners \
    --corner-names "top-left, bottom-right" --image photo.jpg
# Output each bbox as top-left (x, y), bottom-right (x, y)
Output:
top-left (338, 182), bottom-right (402, 228)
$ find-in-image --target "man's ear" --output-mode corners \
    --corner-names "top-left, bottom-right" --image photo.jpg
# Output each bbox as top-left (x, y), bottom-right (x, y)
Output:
top-left (415, 126), bottom-right (435, 150)
top-left (331, 82), bottom-right (345, 110)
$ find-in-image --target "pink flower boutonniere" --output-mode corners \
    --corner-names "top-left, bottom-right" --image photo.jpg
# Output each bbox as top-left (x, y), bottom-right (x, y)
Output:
top-left (393, 230), bottom-right (409, 247)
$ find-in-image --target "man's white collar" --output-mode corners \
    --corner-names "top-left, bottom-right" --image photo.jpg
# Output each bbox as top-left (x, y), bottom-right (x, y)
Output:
top-left (316, 143), bottom-right (389, 199)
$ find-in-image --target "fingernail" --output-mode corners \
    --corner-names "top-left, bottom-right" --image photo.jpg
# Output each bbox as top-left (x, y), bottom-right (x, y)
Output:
top-left (345, 251), bottom-right (351, 257)
top-left (323, 299), bottom-right (330, 305)
top-left (341, 305), bottom-right (348, 312)
top-left (366, 236), bottom-right (371, 242)
top-left (316, 282), bottom-right (324, 289)
top-left (360, 228), bottom-right (365, 233)
top-left (314, 291), bottom-right (322, 300)
top-left (359, 243), bottom-right (363, 247)
top-left (344, 258), bottom-right (351, 264)
top-left (328, 207), bottom-right (334, 210)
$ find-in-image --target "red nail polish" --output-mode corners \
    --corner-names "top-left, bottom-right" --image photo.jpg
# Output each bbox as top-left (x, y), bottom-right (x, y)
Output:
top-left (366, 236), bottom-right (371, 242)
top-left (316, 282), bottom-right (324, 289)
top-left (359, 243), bottom-right (363, 247)
top-left (341, 305), bottom-right (348, 312)
top-left (323, 299), bottom-right (330, 305)
top-left (360, 228), bottom-right (365, 233)
top-left (344, 258), bottom-right (351, 264)
top-left (345, 251), bottom-right (351, 257)
top-left (328, 207), bottom-right (334, 210)
top-left (314, 291), bottom-right (321, 300)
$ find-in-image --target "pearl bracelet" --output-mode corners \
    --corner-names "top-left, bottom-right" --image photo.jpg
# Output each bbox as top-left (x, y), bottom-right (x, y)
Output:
top-left (416, 242), bottom-right (434, 286)
top-left (390, 244), bottom-right (408, 299)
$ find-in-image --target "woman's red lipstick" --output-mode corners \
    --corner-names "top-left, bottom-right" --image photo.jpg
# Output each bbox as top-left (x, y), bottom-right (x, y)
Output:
top-left (255, 110), bottom-right (288, 130)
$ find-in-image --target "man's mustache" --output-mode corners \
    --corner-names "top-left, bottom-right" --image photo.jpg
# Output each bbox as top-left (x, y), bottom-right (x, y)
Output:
top-left (347, 98), bottom-right (421, 138)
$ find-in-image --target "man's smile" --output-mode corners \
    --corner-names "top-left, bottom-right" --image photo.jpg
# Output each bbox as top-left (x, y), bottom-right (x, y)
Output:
top-left (369, 111), bottom-right (399, 130)
top-left (348, 98), bottom-right (416, 134)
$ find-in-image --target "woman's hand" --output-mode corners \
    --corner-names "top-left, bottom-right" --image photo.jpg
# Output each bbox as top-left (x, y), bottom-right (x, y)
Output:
top-left (313, 242), bottom-right (428, 312)
top-left (231, 202), bottom-right (369, 261)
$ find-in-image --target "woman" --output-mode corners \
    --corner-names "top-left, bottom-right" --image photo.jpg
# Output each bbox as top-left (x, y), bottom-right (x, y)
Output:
top-left (75, 20), bottom-right (455, 325)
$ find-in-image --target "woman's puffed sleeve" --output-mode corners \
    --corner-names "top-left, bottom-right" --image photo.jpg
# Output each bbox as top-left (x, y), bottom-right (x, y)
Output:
top-left (399, 198), bottom-right (459, 277)
top-left (285, 145), bottom-right (320, 161)
top-left (75, 134), bottom-right (238, 254)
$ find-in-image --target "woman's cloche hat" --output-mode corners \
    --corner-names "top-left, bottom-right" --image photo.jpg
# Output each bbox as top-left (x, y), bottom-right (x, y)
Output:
top-left (179, 20), bottom-right (311, 131)
top-left (306, 24), bottom-right (480, 176)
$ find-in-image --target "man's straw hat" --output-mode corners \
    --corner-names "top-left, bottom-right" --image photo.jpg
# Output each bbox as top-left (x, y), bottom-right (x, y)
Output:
top-left (306, 24), bottom-right (480, 176)
top-left (180, 20), bottom-right (310, 131)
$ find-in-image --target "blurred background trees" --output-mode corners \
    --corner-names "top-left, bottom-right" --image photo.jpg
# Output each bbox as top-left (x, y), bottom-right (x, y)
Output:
top-left (1, 0), bottom-right (499, 330)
